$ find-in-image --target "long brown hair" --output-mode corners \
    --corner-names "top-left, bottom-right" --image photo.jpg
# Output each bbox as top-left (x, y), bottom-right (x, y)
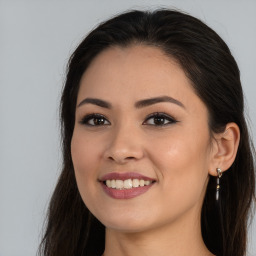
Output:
top-left (38, 9), bottom-right (255, 256)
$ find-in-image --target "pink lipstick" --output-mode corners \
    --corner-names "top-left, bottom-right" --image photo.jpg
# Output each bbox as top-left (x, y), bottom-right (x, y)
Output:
top-left (99, 172), bottom-right (156, 199)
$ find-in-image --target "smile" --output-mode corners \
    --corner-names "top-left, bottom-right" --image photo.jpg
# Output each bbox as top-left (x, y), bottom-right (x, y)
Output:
top-left (100, 172), bottom-right (156, 199)
top-left (105, 179), bottom-right (153, 189)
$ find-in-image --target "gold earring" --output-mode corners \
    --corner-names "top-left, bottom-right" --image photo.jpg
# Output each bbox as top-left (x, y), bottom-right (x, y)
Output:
top-left (216, 168), bottom-right (222, 201)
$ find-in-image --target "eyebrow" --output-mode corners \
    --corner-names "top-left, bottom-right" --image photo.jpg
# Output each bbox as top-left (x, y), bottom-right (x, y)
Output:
top-left (135, 96), bottom-right (185, 109)
top-left (77, 96), bottom-right (185, 109)
top-left (77, 98), bottom-right (112, 108)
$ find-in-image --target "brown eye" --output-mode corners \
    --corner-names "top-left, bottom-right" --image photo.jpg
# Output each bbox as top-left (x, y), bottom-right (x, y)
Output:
top-left (93, 117), bottom-right (106, 125)
top-left (153, 116), bottom-right (166, 125)
top-left (80, 114), bottom-right (110, 126)
top-left (143, 113), bottom-right (177, 126)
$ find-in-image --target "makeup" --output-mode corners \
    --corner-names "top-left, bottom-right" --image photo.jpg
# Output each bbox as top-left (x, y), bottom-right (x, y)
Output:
top-left (99, 172), bottom-right (155, 199)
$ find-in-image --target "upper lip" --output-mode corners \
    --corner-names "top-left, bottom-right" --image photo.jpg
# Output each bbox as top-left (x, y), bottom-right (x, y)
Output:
top-left (99, 172), bottom-right (156, 181)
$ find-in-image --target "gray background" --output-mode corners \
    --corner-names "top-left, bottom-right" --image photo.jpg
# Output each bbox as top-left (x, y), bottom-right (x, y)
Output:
top-left (0, 0), bottom-right (255, 255)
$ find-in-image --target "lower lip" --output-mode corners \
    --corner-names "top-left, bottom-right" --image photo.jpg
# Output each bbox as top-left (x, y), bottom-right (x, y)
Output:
top-left (101, 182), bottom-right (154, 199)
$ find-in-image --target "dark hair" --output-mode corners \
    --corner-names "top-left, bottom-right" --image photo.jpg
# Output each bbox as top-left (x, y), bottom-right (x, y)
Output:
top-left (39, 9), bottom-right (255, 256)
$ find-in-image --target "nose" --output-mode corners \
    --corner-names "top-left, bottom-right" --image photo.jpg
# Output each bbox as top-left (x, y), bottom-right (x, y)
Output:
top-left (103, 124), bottom-right (144, 164)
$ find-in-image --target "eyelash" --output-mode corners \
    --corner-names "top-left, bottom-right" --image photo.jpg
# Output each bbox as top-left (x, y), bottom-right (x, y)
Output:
top-left (79, 112), bottom-right (178, 127)
top-left (79, 114), bottom-right (110, 126)
top-left (143, 112), bottom-right (178, 126)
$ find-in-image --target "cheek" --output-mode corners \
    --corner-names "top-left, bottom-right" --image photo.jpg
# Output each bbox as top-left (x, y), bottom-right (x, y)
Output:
top-left (150, 129), bottom-right (210, 170)
top-left (71, 130), bottom-right (101, 204)
top-left (148, 130), bottom-right (211, 205)
top-left (71, 130), bottom-right (100, 175)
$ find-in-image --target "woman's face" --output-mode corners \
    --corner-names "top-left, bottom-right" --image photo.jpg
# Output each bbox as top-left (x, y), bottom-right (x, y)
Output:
top-left (71, 45), bottom-right (215, 232)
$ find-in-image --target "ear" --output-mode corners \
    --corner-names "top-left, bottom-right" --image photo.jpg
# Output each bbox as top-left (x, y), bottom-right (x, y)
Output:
top-left (208, 122), bottom-right (240, 176)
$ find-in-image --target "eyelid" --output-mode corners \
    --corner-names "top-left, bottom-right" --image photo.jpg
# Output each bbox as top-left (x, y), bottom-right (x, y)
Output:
top-left (143, 112), bottom-right (178, 125)
top-left (79, 113), bottom-right (111, 126)
top-left (78, 112), bottom-right (178, 127)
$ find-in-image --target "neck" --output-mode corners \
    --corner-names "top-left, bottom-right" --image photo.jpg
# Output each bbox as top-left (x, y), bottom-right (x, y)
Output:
top-left (103, 208), bottom-right (214, 256)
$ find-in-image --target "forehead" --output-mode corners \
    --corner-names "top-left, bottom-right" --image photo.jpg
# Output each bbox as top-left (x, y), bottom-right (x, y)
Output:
top-left (77, 45), bottom-right (202, 110)
top-left (80, 45), bottom-right (184, 86)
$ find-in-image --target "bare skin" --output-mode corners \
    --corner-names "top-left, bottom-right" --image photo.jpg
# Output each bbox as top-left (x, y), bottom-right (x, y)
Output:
top-left (71, 45), bottom-right (240, 256)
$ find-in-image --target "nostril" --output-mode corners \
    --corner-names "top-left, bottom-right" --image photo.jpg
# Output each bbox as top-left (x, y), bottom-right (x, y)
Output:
top-left (108, 156), bottom-right (114, 161)
top-left (105, 146), bottom-right (144, 163)
top-left (126, 156), bottom-right (135, 160)
top-left (108, 155), bottom-right (136, 163)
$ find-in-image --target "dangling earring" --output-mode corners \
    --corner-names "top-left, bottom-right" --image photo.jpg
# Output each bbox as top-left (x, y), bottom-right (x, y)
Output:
top-left (216, 168), bottom-right (222, 201)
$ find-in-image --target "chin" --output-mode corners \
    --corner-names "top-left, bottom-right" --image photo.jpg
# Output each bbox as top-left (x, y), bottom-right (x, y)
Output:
top-left (97, 211), bottom-right (156, 233)
top-left (105, 221), bottom-right (152, 233)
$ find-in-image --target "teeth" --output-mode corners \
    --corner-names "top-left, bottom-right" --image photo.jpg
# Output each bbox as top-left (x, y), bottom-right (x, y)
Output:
top-left (111, 180), bottom-right (116, 188)
top-left (144, 180), bottom-right (150, 186)
top-left (124, 179), bottom-right (133, 189)
top-left (106, 180), bottom-right (111, 187)
top-left (105, 179), bottom-right (153, 189)
top-left (133, 179), bottom-right (140, 188)
top-left (116, 180), bottom-right (123, 189)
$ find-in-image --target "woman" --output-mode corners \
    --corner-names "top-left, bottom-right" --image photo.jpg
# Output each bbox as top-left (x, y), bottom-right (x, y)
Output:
top-left (39, 9), bottom-right (255, 256)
